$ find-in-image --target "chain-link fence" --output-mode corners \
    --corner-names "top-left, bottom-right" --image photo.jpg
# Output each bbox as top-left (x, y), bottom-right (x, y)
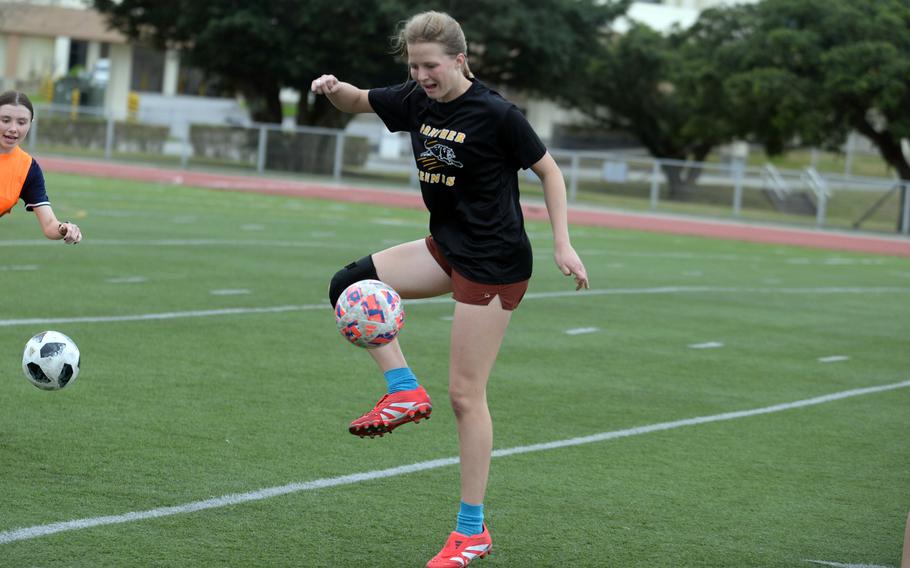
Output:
top-left (542, 150), bottom-right (909, 234)
top-left (28, 104), bottom-right (910, 235)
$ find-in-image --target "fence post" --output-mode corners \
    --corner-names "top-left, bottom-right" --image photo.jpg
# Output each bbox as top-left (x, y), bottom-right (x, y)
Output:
top-left (28, 116), bottom-right (37, 149)
top-left (816, 191), bottom-right (827, 228)
top-left (568, 153), bottom-right (579, 203)
top-left (732, 158), bottom-right (744, 217)
top-left (902, 181), bottom-right (910, 235)
top-left (104, 116), bottom-right (114, 159)
top-left (649, 160), bottom-right (660, 210)
top-left (180, 135), bottom-right (190, 169)
top-left (333, 132), bottom-right (345, 181)
top-left (257, 126), bottom-right (267, 173)
top-left (844, 132), bottom-right (855, 176)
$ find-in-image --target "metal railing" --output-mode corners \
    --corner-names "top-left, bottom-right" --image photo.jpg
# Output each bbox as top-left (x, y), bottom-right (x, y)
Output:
top-left (801, 167), bottom-right (831, 227)
top-left (27, 104), bottom-right (910, 235)
top-left (762, 163), bottom-right (791, 200)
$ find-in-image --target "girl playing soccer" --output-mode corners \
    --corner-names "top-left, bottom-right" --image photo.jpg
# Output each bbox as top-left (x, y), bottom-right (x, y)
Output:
top-left (313, 11), bottom-right (587, 567)
top-left (1, 90), bottom-right (82, 243)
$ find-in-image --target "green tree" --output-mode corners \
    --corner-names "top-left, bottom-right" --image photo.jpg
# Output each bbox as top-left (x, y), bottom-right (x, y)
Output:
top-left (441, 0), bottom-right (630, 104)
top-left (703, 0), bottom-right (910, 227)
top-left (92, 0), bottom-right (628, 127)
top-left (569, 22), bottom-right (738, 199)
top-left (91, 0), bottom-right (410, 125)
top-left (714, 0), bottom-right (910, 175)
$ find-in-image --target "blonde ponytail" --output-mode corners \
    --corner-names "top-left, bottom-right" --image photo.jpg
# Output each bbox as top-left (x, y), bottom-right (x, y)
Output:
top-left (394, 11), bottom-right (473, 78)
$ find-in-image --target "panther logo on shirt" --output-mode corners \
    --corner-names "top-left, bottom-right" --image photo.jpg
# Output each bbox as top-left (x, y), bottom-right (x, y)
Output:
top-left (419, 140), bottom-right (463, 168)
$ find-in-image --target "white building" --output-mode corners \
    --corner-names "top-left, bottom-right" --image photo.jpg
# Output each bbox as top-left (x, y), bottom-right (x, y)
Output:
top-left (0, 0), bottom-right (243, 125)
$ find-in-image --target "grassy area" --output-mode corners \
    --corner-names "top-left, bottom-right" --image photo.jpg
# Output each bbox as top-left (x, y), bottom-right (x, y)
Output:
top-left (1, 173), bottom-right (908, 567)
top-left (755, 148), bottom-right (896, 178)
top-left (518, 175), bottom-right (904, 233)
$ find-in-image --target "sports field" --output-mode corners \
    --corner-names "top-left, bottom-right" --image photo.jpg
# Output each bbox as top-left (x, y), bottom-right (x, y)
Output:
top-left (1, 171), bottom-right (908, 567)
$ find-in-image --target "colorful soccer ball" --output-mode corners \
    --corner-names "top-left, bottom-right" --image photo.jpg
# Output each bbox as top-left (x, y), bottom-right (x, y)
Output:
top-left (22, 331), bottom-right (81, 391)
top-left (335, 279), bottom-right (405, 348)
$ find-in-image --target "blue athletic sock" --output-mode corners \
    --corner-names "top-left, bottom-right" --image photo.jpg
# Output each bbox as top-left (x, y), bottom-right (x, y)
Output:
top-left (384, 367), bottom-right (419, 394)
top-left (456, 501), bottom-right (484, 536)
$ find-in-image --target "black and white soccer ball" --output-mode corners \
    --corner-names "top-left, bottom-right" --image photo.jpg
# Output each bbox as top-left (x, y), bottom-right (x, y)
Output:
top-left (22, 331), bottom-right (81, 391)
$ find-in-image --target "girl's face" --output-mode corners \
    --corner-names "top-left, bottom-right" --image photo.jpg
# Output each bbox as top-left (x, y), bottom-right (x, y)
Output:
top-left (0, 104), bottom-right (32, 153)
top-left (407, 41), bottom-right (469, 103)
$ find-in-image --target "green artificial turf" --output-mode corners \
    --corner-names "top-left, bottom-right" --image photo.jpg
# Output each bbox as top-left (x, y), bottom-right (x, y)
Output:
top-left (1, 173), bottom-right (907, 567)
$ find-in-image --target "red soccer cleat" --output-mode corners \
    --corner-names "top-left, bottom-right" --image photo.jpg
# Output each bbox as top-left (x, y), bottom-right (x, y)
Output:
top-left (348, 385), bottom-right (432, 438)
top-left (426, 524), bottom-right (492, 568)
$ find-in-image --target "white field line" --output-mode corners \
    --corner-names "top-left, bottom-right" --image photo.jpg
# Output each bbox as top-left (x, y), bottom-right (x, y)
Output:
top-left (0, 304), bottom-right (318, 327)
top-left (1, 286), bottom-right (909, 328)
top-left (819, 356), bottom-right (850, 363)
top-left (0, 239), bottom-right (350, 248)
top-left (805, 560), bottom-right (892, 568)
top-left (1, 379), bottom-right (907, 545)
top-left (689, 341), bottom-right (724, 349)
top-left (1, 239), bottom-right (900, 263)
top-left (565, 327), bottom-right (599, 335)
top-left (209, 289), bottom-right (250, 296)
top-left (105, 276), bottom-right (148, 284)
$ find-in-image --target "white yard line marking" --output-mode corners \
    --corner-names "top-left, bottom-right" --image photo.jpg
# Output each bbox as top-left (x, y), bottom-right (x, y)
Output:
top-left (822, 258), bottom-right (885, 266)
top-left (576, 250), bottom-right (747, 261)
top-left (565, 327), bottom-right (599, 335)
top-left (0, 239), bottom-right (349, 248)
top-left (806, 560), bottom-right (892, 568)
top-left (0, 265), bottom-right (38, 271)
top-left (1, 286), bottom-right (909, 328)
top-left (0, 238), bottom-right (899, 265)
top-left (105, 276), bottom-right (148, 284)
top-left (209, 289), bottom-right (250, 296)
top-left (523, 286), bottom-right (910, 299)
top-left (0, 305), bottom-right (316, 327)
top-left (569, 251), bottom-right (890, 266)
top-left (0, 379), bottom-right (906, 545)
top-left (818, 356), bottom-right (850, 363)
top-left (689, 341), bottom-right (724, 349)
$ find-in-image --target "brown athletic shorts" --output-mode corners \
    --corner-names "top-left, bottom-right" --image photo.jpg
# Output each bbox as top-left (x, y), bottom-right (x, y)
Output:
top-left (424, 236), bottom-right (529, 311)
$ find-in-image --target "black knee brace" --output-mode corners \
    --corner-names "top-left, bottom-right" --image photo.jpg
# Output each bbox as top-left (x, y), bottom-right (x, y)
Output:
top-left (328, 255), bottom-right (378, 307)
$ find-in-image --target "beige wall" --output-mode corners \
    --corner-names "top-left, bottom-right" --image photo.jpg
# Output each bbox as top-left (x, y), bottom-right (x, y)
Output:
top-left (16, 35), bottom-right (55, 81)
top-left (105, 42), bottom-right (132, 119)
top-left (86, 40), bottom-right (101, 75)
top-left (525, 99), bottom-right (591, 142)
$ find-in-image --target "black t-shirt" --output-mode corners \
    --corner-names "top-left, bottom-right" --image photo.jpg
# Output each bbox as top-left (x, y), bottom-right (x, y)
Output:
top-left (369, 79), bottom-right (546, 284)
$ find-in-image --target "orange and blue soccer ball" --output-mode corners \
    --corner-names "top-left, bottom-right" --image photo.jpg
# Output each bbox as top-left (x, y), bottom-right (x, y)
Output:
top-left (335, 279), bottom-right (405, 348)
